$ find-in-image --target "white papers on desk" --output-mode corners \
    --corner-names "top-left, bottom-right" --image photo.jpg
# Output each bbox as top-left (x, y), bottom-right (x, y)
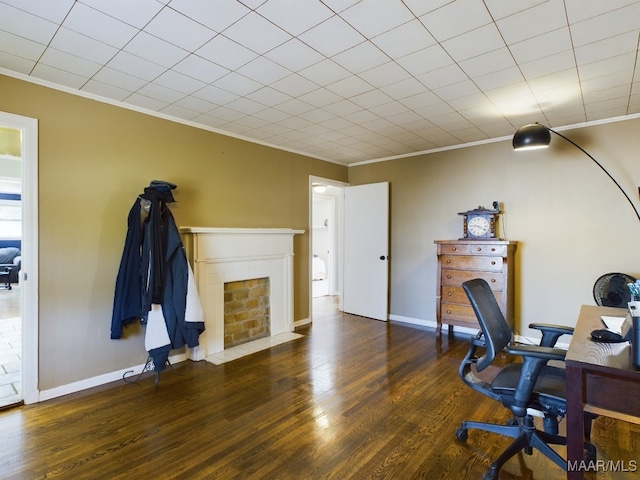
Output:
top-left (601, 316), bottom-right (626, 334)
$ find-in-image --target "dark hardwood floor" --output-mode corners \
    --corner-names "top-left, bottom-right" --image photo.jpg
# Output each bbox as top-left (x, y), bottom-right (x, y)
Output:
top-left (0, 296), bottom-right (637, 479)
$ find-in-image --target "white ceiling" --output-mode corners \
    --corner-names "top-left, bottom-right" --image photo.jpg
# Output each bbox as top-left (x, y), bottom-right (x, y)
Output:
top-left (1, 0), bottom-right (639, 165)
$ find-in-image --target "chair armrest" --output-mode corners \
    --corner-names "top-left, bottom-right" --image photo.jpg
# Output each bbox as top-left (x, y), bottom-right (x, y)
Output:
top-left (529, 323), bottom-right (574, 347)
top-left (506, 344), bottom-right (567, 362)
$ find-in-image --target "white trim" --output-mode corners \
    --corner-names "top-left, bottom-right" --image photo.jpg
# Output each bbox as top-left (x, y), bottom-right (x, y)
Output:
top-left (0, 111), bottom-right (39, 405)
top-left (294, 317), bottom-right (311, 328)
top-left (38, 353), bottom-right (187, 402)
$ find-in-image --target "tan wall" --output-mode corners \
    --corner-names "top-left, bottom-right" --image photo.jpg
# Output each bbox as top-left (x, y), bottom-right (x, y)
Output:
top-left (350, 119), bottom-right (640, 338)
top-left (0, 74), bottom-right (348, 389)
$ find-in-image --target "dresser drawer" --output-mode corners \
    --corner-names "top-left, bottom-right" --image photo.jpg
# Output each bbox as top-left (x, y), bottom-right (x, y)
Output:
top-left (466, 244), bottom-right (507, 256)
top-left (440, 254), bottom-right (503, 272)
top-left (441, 269), bottom-right (505, 290)
top-left (442, 286), bottom-right (503, 304)
top-left (438, 243), bottom-right (470, 255)
top-left (440, 303), bottom-right (477, 324)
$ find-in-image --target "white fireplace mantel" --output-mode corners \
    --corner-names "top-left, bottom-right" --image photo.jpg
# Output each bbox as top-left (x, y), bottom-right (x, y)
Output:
top-left (180, 227), bottom-right (304, 361)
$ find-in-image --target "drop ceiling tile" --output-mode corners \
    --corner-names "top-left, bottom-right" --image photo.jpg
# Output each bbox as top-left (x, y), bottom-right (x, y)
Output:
top-left (566, 0), bottom-right (639, 25)
top-left (358, 61), bottom-right (410, 88)
top-left (214, 72), bottom-right (263, 96)
top-left (225, 97), bottom-right (267, 115)
top-left (297, 108), bottom-right (336, 124)
top-left (205, 106), bottom-right (245, 122)
top-left (508, 27), bottom-right (572, 64)
top-left (380, 77), bottom-right (429, 100)
top-left (419, 0), bottom-right (493, 41)
top-left (82, 79), bottom-right (132, 101)
top-left (63, 2), bottom-right (138, 48)
top-left (298, 59), bottom-right (351, 86)
top-left (495, 0), bottom-right (568, 45)
top-left (79, 0), bottom-right (163, 29)
top-left (484, 0), bottom-right (547, 21)
top-left (0, 50), bottom-right (36, 74)
top-left (257, 0), bottom-right (333, 36)
top-left (326, 75), bottom-right (373, 97)
top-left (50, 27), bottom-right (118, 64)
top-left (433, 79), bottom-right (481, 102)
top-left (2, 0), bottom-right (74, 23)
top-left (350, 89), bottom-right (393, 109)
top-left (136, 82), bottom-right (185, 103)
top-left (155, 70), bottom-right (206, 94)
top-left (124, 31), bottom-right (188, 68)
top-left (395, 44), bottom-right (453, 77)
top-left (237, 56), bottom-right (291, 85)
top-left (193, 85), bottom-right (238, 106)
top-left (299, 15), bottom-right (365, 57)
top-left (173, 55), bottom-right (229, 84)
top-left (399, 90), bottom-right (441, 109)
top-left (273, 98), bottom-right (315, 115)
top-left (270, 73), bottom-right (319, 96)
top-left (341, 0), bottom-right (415, 38)
top-left (245, 86), bottom-right (290, 107)
top-left (0, 3), bottom-right (59, 44)
top-left (448, 92), bottom-right (492, 111)
top-left (442, 23), bottom-right (505, 62)
top-left (572, 6), bottom-right (640, 48)
top-left (320, 0), bottom-right (360, 14)
top-left (459, 47), bottom-right (516, 78)
top-left (251, 106), bottom-right (291, 122)
top-left (418, 64), bottom-right (467, 90)
top-left (264, 38), bottom-right (325, 71)
top-left (107, 51), bottom-right (166, 81)
top-left (323, 99), bottom-right (363, 116)
top-left (197, 35), bottom-right (257, 70)
top-left (519, 50), bottom-right (576, 80)
top-left (332, 41), bottom-right (389, 74)
top-left (173, 95), bottom-right (217, 114)
top-left (223, 12), bottom-right (291, 55)
top-left (299, 88), bottom-right (343, 107)
top-left (371, 19), bottom-right (436, 58)
top-left (160, 103), bottom-right (200, 120)
top-left (31, 63), bottom-right (88, 88)
top-left (370, 101), bottom-right (414, 120)
top-left (145, 7), bottom-right (215, 51)
top-left (170, 0), bottom-right (251, 33)
top-left (39, 48), bottom-right (102, 78)
top-left (575, 32), bottom-right (638, 67)
top-left (0, 31), bottom-right (46, 61)
top-left (402, 0), bottom-right (454, 17)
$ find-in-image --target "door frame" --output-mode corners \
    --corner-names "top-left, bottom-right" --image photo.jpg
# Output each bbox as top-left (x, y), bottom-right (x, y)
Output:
top-left (0, 111), bottom-right (39, 404)
top-left (309, 176), bottom-right (347, 322)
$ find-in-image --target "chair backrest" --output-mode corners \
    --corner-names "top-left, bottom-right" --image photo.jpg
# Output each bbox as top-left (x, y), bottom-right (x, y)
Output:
top-left (462, 278), bottom-right (512, 371)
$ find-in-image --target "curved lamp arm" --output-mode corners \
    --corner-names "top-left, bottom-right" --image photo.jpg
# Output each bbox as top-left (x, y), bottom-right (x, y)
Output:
top-left (513, 123), bottom-right (640, 223)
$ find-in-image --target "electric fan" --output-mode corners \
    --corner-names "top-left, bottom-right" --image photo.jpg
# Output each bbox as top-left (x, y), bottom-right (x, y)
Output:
top-left (593, 272), bottom-right (637, 308)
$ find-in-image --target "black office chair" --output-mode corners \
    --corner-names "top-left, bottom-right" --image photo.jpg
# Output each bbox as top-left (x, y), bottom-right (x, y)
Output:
top-left (455, 278), bottom-right (595, 480)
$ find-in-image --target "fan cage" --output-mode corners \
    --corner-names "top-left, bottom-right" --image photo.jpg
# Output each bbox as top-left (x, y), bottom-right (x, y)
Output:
top-left (593, 272), bottom-right (637, 308)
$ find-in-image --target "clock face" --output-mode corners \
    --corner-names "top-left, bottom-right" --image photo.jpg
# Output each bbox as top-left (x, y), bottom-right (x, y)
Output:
top-left (467, 216), bottom-right (490, 237)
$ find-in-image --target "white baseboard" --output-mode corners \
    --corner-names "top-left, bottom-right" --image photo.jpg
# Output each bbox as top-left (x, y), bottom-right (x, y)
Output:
top-left (294, 317), bottom-right (311, 328)
top-left (389, 314), bottom-right (481, 336)
top-left (37, 352), bottom-right (188, 403)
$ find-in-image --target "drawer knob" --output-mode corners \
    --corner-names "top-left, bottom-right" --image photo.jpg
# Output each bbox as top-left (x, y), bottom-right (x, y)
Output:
top-left (447, 292), bottom-right (452, 296)
top-left (446, 259), bottom-right (451, 263)
top-left (491, 248), bottom-right (496, 251)
top-left (491, 278), bottom-right (496, 283)
top-left (446, 310), bottom-right (451, 314)
top-left (447, 275), bottom-right (452, 279)
top-left (452, 247), bottom-right (457, 251)
top-left (477, 247), bottom-right (482, 251)
top-left (491, 261), bottom-right (496, 265)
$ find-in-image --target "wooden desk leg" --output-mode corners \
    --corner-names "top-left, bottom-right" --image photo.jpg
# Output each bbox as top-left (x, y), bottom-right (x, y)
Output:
top-left (566, 364), bottom-right (584, 480)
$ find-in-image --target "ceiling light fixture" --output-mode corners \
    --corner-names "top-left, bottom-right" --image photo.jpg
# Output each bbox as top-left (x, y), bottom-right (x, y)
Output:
top-left (513, 123), bottom-right (640, 223)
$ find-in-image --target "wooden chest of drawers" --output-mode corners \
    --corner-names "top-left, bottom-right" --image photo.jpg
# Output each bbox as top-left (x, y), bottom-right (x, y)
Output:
top-left (434, 240), bottom-right (517, 337)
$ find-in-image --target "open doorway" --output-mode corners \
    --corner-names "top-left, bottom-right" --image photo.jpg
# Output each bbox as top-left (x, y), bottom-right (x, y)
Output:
top-left (0, 112), bottom-right (38, 407)
top-left (310, 176), bottom-right (346, 321)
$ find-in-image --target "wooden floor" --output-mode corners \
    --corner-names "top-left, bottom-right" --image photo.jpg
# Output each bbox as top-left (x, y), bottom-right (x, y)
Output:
top-left (0, 296), bottom-right (638, 479)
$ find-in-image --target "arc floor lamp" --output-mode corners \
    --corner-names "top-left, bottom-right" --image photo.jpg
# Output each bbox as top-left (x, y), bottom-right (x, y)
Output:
top-left (512, 123), bottom-right (640, 223)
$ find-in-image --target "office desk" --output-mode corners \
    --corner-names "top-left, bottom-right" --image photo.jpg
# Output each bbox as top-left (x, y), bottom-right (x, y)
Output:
top-left (566, 305), bottom-right (640, 479)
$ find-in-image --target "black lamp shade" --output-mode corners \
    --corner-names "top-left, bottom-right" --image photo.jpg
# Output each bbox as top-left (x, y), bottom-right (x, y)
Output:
top-left (512, 123), bottom-right (551, 150)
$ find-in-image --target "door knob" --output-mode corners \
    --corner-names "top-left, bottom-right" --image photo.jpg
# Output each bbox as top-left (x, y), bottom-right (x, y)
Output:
top-left (380, 255), bottom-right (386, 260)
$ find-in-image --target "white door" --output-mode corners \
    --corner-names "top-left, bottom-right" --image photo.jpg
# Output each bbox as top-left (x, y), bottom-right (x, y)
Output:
top-left (343, 182), bottom-right (389, 321)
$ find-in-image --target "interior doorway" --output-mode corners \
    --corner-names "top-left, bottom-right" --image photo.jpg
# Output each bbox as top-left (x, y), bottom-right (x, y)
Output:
top-left (310, 176), bottom-right (346, 321)
top-left (0, 112), bottom-right (38, 407)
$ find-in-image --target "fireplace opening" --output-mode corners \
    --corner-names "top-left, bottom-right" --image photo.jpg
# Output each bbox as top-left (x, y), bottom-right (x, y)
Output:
top-left (224, 277), bottom-right (270, 349)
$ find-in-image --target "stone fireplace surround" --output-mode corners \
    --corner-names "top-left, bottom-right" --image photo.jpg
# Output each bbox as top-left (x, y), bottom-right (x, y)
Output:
top-left (180, 227), bottom-right (304, 364)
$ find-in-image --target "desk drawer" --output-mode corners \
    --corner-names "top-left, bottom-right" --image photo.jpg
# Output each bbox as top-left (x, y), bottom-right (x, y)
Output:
top-left (441, 270), bottom-right (505, 290)
top-left (441, 303), bottom-right (478, 324)
top-left (442, 286), bottom-right (503, 304)
top-left (441, 254), bottom-right (503, 271)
